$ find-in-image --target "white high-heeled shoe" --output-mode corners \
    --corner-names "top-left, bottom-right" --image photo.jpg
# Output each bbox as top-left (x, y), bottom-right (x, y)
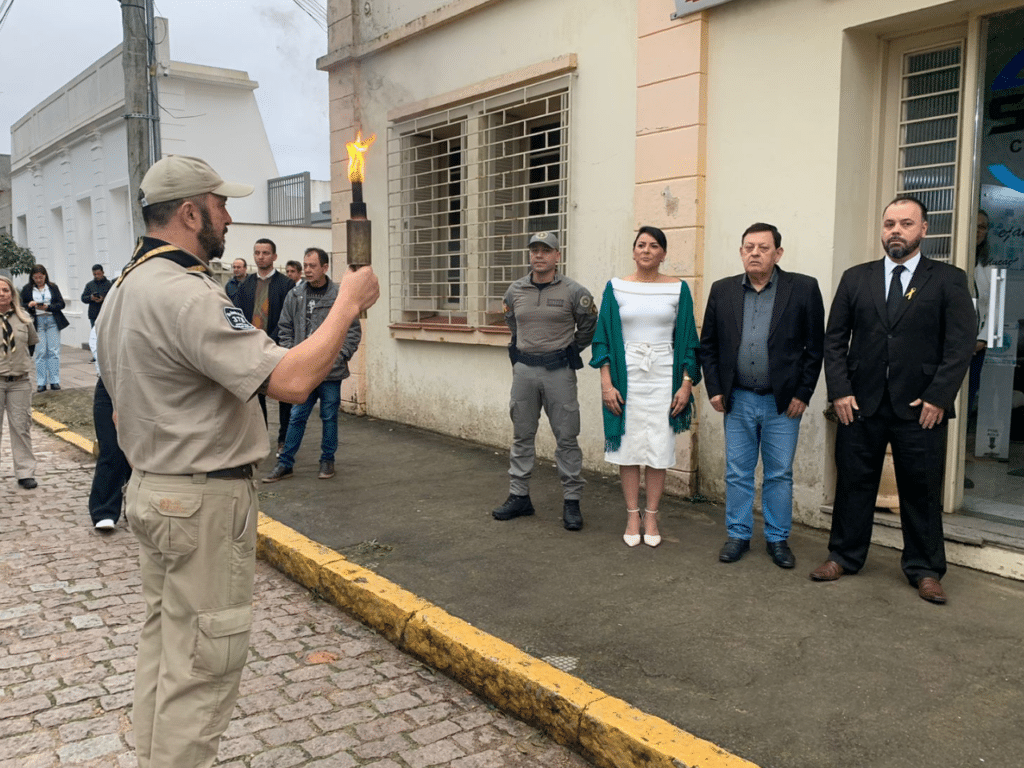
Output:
top-left (643, 510), bottom-right (661, 547)
top-left (623, 508), bottom-right (642, 547)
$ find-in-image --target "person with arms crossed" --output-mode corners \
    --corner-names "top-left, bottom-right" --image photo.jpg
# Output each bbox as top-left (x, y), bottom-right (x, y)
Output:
top-left (96, 155), bottom-right (378, 768)
top-left (810, 195), bottom-right (975, 604)
top-left (700, 222), bottom-right (824, 568)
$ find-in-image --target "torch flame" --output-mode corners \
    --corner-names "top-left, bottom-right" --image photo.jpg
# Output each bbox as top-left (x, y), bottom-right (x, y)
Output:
top-left (346, 130), bottom-right (376, 183)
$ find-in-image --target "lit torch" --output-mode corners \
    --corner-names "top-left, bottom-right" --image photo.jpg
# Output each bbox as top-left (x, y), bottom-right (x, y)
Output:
top-left (346, 130), bottom-right (375, 271)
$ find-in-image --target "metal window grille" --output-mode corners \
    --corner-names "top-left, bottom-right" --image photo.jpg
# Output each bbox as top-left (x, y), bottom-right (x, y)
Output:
top-left (388, 75), bottom-right (571, 326)
top-left (895, 43), bottom-right (964, 263)
top-left (269, 172), bottom-right (311, 225)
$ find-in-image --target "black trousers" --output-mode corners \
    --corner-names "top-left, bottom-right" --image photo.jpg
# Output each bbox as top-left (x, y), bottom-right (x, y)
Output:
top-left (257, 394), bottom-right (293, 446)
top-left (829, 389), bottom-right (947, 584)
top-left (88, 378), bottom-right (132, 524)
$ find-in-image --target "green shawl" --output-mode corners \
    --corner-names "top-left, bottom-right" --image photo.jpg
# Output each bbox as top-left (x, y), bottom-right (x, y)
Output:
top-left (589, 279), bottom-right (702, 452)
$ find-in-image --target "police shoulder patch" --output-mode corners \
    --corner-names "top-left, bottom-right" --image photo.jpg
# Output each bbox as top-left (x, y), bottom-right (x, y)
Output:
top-left (223, 306), bottom-right (255, 331)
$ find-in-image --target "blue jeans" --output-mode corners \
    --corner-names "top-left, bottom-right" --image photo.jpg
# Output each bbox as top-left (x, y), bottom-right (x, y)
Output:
top-left (724, 388), bottom-right (801, 542)
top-left (277, 380), bottom-right (341, 468)
top-left (34, 315), bottom-right (61, 387)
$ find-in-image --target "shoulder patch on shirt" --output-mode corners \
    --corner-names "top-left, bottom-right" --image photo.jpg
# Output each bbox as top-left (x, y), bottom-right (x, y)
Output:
top-left (223, 306), bottom-right (255, 331)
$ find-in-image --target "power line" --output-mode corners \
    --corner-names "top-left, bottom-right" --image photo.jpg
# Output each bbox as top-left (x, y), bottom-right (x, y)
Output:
top-left (292, 0), bottom-right (326, 32)
top-left (0, 0), bottom-right (16, 33)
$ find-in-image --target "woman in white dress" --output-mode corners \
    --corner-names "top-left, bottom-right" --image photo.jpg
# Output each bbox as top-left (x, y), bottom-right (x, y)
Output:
top-left (590, 226), bottom-right (700, 547)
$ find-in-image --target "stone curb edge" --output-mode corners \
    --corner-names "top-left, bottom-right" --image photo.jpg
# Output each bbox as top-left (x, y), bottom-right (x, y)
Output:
top-left (34, 409), bottom-right (759, 768)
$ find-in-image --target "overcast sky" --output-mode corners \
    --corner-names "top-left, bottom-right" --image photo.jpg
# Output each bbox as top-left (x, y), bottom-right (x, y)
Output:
top-left (0, 0), bottom-right (331, 179)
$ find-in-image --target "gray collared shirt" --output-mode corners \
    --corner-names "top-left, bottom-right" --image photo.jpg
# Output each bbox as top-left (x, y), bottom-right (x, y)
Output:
top-left (735, 269), bottom-right (778, 391)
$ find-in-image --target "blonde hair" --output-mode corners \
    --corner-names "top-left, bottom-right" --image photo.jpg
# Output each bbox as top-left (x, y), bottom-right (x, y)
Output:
top-left (0, 274), bottom-right (32, 325)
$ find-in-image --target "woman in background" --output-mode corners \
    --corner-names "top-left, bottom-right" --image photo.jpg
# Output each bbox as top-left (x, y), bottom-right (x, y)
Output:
top-left (21, 264), bottom-right (68, 392)
top-left (1, 271), bottom-right (40, 489)
top-left (591, 226), bottom-right (700, 547)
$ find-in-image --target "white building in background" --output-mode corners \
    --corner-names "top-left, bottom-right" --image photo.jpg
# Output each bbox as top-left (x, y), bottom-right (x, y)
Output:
top-left (9, 17), bottom-right (328, 349)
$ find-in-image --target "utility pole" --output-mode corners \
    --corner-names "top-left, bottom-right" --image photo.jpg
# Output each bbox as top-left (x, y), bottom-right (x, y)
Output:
top-left (120, 0), bottom-right (159, 240)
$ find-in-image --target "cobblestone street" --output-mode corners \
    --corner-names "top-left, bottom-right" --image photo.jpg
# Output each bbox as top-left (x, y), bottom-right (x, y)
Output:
top-left (0, 425), bottom-right (592, 768)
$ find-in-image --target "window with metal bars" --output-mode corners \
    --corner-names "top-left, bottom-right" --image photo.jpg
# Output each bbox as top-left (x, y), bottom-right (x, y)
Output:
top-left (387, 76), bottom-right (571, 327)
top-left (895, 43), bottom-right (964, 262)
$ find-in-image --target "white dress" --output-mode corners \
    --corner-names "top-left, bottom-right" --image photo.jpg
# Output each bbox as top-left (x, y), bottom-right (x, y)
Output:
top-left (604, 279), bottom-right (680, 469)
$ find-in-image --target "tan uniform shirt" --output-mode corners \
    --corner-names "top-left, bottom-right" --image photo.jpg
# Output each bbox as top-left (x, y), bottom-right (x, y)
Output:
top-left (96, 242), bottom-right (288, 474)
top-left (0, 313), bottom-right (39, 377)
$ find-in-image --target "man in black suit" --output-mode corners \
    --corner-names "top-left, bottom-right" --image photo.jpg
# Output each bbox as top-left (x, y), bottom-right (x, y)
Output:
top-left (811, 195), bottom-right (976, 604)
top-left (234, 237), bottom-right (295, 452)
top-left (701, 222), bottom-right (825, 568)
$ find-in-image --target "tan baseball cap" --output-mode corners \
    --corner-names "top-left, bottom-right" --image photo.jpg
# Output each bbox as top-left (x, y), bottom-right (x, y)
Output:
top-left (139, 155), bottom-right (254, 206)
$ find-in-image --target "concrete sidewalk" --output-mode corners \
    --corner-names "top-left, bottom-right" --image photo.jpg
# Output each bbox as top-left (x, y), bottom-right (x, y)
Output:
top-left (256, 401), bottom-right (1024, 768)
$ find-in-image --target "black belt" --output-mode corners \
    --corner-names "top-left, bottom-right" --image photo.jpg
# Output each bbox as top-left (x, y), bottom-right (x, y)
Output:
top-left (206, 464), bottom-right (255, 480)
top-left (737, 385), bottom-right (772, 396)
top-left (513, 349), bottom-right (570, 370)
top-left (2, 374), bottom-right (27, 382)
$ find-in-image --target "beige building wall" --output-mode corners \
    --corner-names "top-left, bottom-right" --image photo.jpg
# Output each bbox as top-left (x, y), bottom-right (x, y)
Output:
top-left (635, 2), bottom-right (708, 493)
top-left (322, 0), bottom-right (642, 473)
top-left (698, 0), bottom-right (986, 524)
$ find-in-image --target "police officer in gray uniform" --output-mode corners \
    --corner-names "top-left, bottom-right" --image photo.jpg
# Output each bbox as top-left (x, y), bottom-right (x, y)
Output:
top-left (493, 232), bottom-right (597, 530)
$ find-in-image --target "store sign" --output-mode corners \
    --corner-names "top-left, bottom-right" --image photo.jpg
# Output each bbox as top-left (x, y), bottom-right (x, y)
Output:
top-left (984, 25), bottom-right (1024, 193)
top-left (671, 0), bottom-right (744, 20)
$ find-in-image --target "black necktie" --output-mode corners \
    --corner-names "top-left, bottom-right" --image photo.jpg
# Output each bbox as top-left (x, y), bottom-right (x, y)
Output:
top-left (887, 265), bottom-right (906, 324)
top-left (1, 311), bottom-right (15, 356)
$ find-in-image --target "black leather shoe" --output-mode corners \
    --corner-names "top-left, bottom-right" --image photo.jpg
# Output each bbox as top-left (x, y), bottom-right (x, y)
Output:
top-left (492, 494), bottom-right (534, 520)
top-left (719, 538), bottom-right (750, 563)
top-left (766, 540), bottom-right (796, 569)
top-left (50, 384), bottom-right (61, 391)
top-left (37, 386), bottom-right (46, 393)
top-left (563, 499), bottom-right (583, 531)
top-left (262, 464), bottom-right (293, 483)
top-left (17, 478), bottom-right (38, 489)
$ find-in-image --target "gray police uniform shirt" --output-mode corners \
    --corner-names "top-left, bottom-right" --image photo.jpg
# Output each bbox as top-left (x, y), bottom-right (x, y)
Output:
top-left (97, 253), bottom-right (288, 475)
top-left (503, 273), bottom-right (597, 354)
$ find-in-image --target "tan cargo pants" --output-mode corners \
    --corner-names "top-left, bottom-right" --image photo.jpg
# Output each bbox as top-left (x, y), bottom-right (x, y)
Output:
top-left (125, 469), bottom-right (258, 768)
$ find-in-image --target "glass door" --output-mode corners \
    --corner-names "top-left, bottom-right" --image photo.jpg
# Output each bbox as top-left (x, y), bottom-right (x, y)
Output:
top-left (963, 6), bottom-right (1024, 525)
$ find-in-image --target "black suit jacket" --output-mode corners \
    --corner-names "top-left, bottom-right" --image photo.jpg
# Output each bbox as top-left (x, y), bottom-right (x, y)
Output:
top-left (233, 271), bottom-right (294, 343)
top-left (824, 256), bottom-right (976, 420)
top-left (700, 267), bottom-right (825, 415)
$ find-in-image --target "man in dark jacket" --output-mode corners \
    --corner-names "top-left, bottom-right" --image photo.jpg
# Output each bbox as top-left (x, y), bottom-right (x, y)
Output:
top-left (233, 238), bottom-right (295, 452)
top-left (700, 222), bottom-right (825, 569)
top-left (81, 264), bottom-right (113, 327)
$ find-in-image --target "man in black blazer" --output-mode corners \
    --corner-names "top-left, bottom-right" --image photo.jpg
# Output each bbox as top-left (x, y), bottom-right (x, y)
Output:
top-left (701, 222), bottom-right (825, 568)
top-left (811, 195), bottom-right (976, 604)
top-left (234, 237), bottom-right (295, 452)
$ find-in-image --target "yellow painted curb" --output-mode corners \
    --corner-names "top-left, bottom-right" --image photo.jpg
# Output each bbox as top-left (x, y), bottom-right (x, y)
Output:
top-left (32, 410), bottom-right (99, 456)
top-left (257, 517), bottom-right (760, 768)
top-left (581, 697), bottom-right (758, 768)
top-left (37, 417), bottom-right (759, 768)
top-left (404, 605), bottom-right (605, 749)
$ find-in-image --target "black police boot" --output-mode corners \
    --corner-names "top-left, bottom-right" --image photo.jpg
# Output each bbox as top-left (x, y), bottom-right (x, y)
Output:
top-left (492, 494), bottom-right (535, 521)
top-left (563, 499), bottom-right (583, 531)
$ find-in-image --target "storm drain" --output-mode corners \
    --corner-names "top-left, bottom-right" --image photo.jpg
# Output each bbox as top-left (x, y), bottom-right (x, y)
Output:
top-left (541, 655), bottom-right (579, 673)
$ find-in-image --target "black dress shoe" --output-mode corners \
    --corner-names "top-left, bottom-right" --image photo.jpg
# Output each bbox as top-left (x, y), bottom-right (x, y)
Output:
top-left (50, 384), bottom-right (61, 390)
top-left (37, 386), bottom-right (46, 393)
top-left (766, 540), bottom-right (796, 569)
top-left (17, 478), bottom-right (38, 489)
top-left (562, 499), bottom-right (583, 531)
top-left (719, 538), bottom-right (750, 563)
top-left (492, 494), bottom-right (534, 520)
